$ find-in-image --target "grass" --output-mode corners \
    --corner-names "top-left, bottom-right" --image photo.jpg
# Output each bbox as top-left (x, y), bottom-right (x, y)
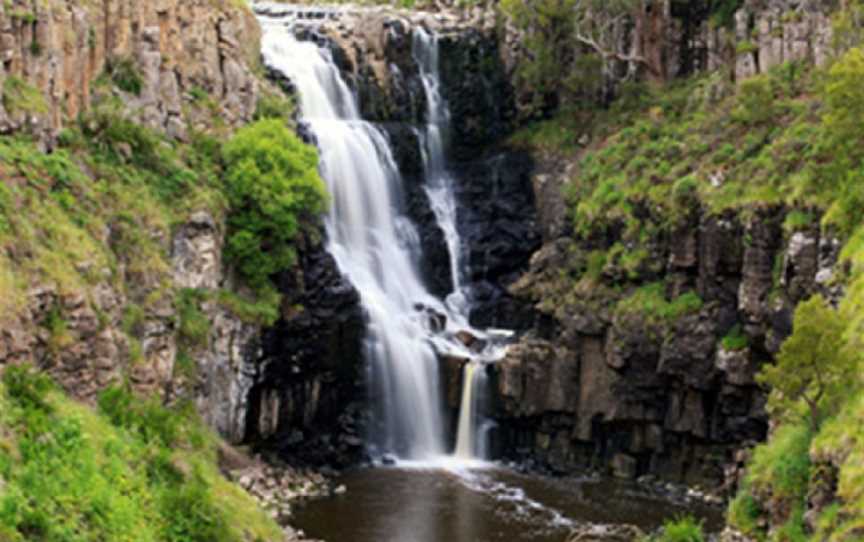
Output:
top-left (728, 423), bottom-right (812, 539)
top-left (615, 282), bottom-right (704, 324)
top-left (176, 288), bottom-right (212, 350)
top-left (0, 366), bottom-right (283, 542)
top-left (2, 76), bottom-right (48, 115)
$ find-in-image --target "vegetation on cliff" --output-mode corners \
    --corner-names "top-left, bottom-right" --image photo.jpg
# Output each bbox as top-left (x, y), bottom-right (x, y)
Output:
top-left (507, 0), bottom-right (864, 538)
top-left (0, 366), bottom-right (283, 542)
top-left (0, 15), bottom-right (324, 538)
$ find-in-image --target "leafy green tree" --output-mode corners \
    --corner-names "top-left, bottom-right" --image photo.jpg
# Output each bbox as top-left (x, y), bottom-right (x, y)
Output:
top-left (501, 0), bottom-right (581, 113)
top-left (222, 119), bottom-right (327, 292)
top-left (758, 295), bottom-right (857, 432)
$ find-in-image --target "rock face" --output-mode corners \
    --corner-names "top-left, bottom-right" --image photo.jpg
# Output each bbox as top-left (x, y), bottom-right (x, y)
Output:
top-left (248, 239), bottom-right (366, 466)
top-left (0, 0), bottom-right (260, 141)
top-left (493, 202), bottom-right (838, 486)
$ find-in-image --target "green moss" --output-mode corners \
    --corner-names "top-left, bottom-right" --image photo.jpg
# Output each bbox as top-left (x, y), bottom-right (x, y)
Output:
top-left (652, 516), bottom-right (705, 542)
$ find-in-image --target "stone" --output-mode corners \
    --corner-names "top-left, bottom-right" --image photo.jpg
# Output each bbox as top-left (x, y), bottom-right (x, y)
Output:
top-left (495, 338), bottom-right (578, 418)
top-left (715, 347), bottom-right (757, 386)
top-left (611, 453), bottom-right (638, 479)
top-left (0, 0), bottom-right (260, 142)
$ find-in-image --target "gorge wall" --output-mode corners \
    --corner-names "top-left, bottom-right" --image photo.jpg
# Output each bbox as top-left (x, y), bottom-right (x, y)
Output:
top-left (0, 0), bottom-right (844, 493)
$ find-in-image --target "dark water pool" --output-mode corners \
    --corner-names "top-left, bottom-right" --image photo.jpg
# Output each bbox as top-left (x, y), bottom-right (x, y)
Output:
top-left (293, 466), bottom-right (723, 542)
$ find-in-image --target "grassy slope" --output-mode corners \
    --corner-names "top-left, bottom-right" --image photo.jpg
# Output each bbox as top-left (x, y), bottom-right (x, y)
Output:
top-left (0, 367), bottom-right (283, 542)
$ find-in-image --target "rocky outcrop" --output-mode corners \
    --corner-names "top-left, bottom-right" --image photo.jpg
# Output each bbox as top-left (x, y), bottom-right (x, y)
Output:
top-left (0, 0), bottom-right (260, 141)
top-left (248, 239), bottom-right (366, 467)
top-left (0, 286), bottom-right (128, 401)
top-left (492, 202), bottom-right (838, 486)
top-left (0, 210), bottom-right (243, 414)
top-left (454, 150), bottom-right (542, 329)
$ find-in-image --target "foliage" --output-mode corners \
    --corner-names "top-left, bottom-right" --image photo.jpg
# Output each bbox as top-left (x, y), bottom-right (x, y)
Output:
top-left (499, 0), bottom-right (606, 114)
top-left (222, 119), bottom-right (326, 292)
top-left (732, 75), bottom-right (776, 125)
top-left (758, 295), bottom-right (856, 432)
top-left (2, 76), bottom-right (48, 115)
top-left (615, 282), bottom-right (703, 323)
top-left (0, 367), bottom-right (282, 542)
top-left (710, 0), bottom-right (744, 29)
top-left (647, 516), bottom-right (705, 542)
top-left (107, 57), bottom-right (144, 96)
top-left (254, 90), bottom-right (296, 123)
top-left (747, 423), bottom-right (812, 500)
top-left (727, 492), bottom-right (763, 536)
top-left (810, 394), bottom-right (864, 540)
top-left (216, 288), bottom-right (281, 327)
top-left (721, 324), bottom-right (749, 351)
top-left (176, 288), bottom-right (212, 350)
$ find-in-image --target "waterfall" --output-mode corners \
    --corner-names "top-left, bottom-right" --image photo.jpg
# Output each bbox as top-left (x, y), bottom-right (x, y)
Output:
top-left (413, 27), bottom-right (469, 317)
top-left (413, 27), bottom-right (489, 461)
top-left (258, 10), bottom-right (504, 463)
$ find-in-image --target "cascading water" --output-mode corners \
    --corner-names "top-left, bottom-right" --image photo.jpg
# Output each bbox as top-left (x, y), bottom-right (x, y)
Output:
top-left (259, 9), bottom-right (502, 463)
top-left (413, 27), bottom-right (491, 461)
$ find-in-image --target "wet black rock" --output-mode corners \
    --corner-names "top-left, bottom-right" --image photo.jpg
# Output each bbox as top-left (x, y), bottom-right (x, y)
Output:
top-left (248, 237), bottom-right (367, 467)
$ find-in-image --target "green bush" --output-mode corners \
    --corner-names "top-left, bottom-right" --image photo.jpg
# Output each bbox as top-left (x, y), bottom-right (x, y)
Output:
top-left (728, 492), bottom-right (763, 535)
top-left (107, 57), bottom-right (144, 95)
top-left (222, 119), bottom-right (327, 291)
top-left (721, 324), bottom-right (749, 351)
top-left (733, 75), bottom-right (776, 125)
top-left (176, 288), bottom-right (211, 350)
top-left (656, 516), bottom-right (704, 542)
top-left (2, 76), bottom-right (48, 115)
top-left (747, 423), bottom-right (812, 500)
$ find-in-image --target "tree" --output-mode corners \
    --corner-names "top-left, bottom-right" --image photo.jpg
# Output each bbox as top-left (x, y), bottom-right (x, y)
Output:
top-left (222, 119), bottom-right (327, 292)
top-left (758, 295), bottom-right (857, 432)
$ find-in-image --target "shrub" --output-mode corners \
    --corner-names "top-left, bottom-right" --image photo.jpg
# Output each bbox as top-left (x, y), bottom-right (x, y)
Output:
top-left (733, 75), bottom-right (775, 125)
top-left (107, 57), bottom-right (144, 95)
top-left (176, 288), bottom-right (211, 349)
top-left (721, 324), bottom-right (749, 351)
top-left (616, 282), bottom-right (704, 323)
top-left (758, 295), bottom-right (856, 431)
top-left (747, 423), bottom-right (812, 500)
top-left (2, 76), bottom-right (48, 115)
top-left (222, 119), bottom-right (327, 291)
top-left (656, 516), bottom-right (704, 542)
top-left (728, 492), bottom-right (763, 535)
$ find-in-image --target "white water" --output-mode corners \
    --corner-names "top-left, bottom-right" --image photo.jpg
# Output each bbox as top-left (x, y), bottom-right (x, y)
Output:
top-left (413, 28), bottom-right (491, 461)
top-left (259, 12), bottom-right (503, 463)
